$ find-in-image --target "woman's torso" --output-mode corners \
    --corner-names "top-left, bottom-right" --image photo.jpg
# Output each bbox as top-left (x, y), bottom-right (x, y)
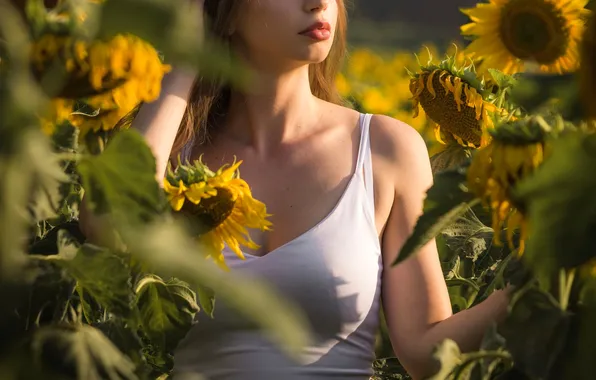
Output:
top-left (173, 106), bottom-right (392, 379)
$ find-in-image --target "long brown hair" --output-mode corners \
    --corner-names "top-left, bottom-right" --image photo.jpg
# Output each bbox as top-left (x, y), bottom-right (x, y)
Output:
top-left (170, 0), bottom-right (349, 159)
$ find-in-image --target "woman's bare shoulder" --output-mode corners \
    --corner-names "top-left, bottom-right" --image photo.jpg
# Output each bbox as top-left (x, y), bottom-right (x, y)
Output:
top-left (369, 114), bottom-right (428, 164)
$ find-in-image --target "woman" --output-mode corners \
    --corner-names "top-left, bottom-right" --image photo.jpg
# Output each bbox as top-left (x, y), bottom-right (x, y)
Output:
top-left (82, 0), bottom-right (511, 379)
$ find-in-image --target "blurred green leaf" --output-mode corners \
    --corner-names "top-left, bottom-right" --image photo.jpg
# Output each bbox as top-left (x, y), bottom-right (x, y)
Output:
top-left (427, 339), bottom-right (464, 380)
top-left (553, 303), bottom-right (596, 380)
top-left (135, 274), bottom-right (199, 352)
top-left (25, 323), bottom-right (138, 380)
top-left (94, 319), bottom-right (146, 370)
top-left (393, 167), bottom-right (479, 266)
top-left (38, 244), bottom-right (135, 318)
top-left (429, 145), bottom-right (472, 175)
top-left (0, 131), bottom-right (58, 280)
top-left (96, 0), bottom-right (250, 87)
top-left (122, 221), bottom-right (312, 359)
top-left (498, 286), bottom-right (570, 379)
top-left (196, 285), bottom-right (215, 318)
top-left (27, 143), bottom-right (70, 222)
top-left (487, 69), bottom-right (519, 95)
top-left (428, 338), bottom-right (513, 380)
top-left (77, 129), bottom-right (164, 226)
top-left (514, 132), bottom-right (596, 277)
top-left (509, 73), bottom-right (584, 121)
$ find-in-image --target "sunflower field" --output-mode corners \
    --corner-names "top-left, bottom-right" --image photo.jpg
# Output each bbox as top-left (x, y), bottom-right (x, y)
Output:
top-left (1, 0), bottom-right (596, 379)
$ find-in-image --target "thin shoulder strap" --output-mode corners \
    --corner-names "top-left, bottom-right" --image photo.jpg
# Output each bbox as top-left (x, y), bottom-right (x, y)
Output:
top-left (355, 113), bottom-right (375, 208)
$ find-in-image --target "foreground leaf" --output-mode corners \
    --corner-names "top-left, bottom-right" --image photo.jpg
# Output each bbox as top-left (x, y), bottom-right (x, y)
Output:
top-left (77, 129), bottom-right (164, 225)
top-left (122, 221), bottom-right (312, 359)
top-left (25, 324), bottom-right (138, 380)
top-left (429, 144), bottom-right (472, 174)
top-left (196, 285), bottom-right (215, 318)
top-left (498, 286), bottom-right (570, 379)
top-left (135, 274), bottom-right (199, 352)
top-left (97, 0), bottom-right (250, 87)
top-left (427, 338), bottom-right (512, 380)
top-left (38, 243), bottom-right (135, 318)
top-left (393, 167), bottom-right (479, 266)
top-left (427, 339), bottom-right (463, 380)
top-left (514, 132), bottom-right (596, 277)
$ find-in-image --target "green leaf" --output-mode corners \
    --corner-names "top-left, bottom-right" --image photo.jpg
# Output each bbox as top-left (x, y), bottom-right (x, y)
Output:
top-left (77, 129), bottom-right (164, 226)
top-left (487, 69), bottom-right (519, 90)
top-left (393, 167), bottom-right (479, 266)
top-left (427, 339), bottom-right (463, 380)
top-left (196, 285), bottom-right (215, 318)
top-left (26, 131), bottom-right (70, 222)
top-left (441, 208), bottom-right (493, 262)
top-left (121, 221), bottom-right (312, 359)
top-left (514, 132), bottom-right (596, 277)
top-left (554, 303), bottom-right (596, 380)
top-left (25, 324), bottom-right (138, 380)
top-left (14, 257), bottom-right (74, 330)
top-left (135, 274), bottom-right (199, 352)
top-left (0, 132), bottom-right (58, 280)
top-left (429, 145), bottom-right (472, 175)
top-left (94, 319), bottom-right (146, 370)
top-left (498, 286), bottom-right (570, 379)
top-left (509, 73), bottom-right (584, 121)
top-left (39, 244), bottom-right (135, 318)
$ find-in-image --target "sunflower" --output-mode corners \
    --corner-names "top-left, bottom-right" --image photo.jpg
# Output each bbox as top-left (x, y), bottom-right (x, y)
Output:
top-left (579, 13), bottom-right (595, 119)
top-left (30, 33), bottom-right (171, 137)
top-left (467, 117), bottom-right (548, 252)
top-left (461, 0), bottom-right (590, 75)
top-left (164, 158), bottom-right (272, 270)
top-left (39, 98), bottom-right (75, 136)
top-left (409, 54), bottom-right (498, 148)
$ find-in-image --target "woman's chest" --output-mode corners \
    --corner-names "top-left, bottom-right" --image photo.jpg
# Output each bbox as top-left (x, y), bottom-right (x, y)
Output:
top-left (193, 133), bottom-right (395, 257)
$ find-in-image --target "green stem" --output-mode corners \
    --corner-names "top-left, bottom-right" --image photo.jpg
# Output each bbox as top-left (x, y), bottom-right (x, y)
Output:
top-left (495, 89), bottom-right (507, 110)
top-left (453, 351), bottom-right (513, 378)
top-left (55, 152), bottom-right (82, 162)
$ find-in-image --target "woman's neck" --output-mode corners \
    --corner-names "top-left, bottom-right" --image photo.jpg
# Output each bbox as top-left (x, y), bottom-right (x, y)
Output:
top-left (223, 65), bottom-right (321, 153)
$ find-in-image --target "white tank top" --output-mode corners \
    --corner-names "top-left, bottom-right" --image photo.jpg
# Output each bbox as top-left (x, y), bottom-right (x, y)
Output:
top-left (174, 113), bottom-right (383, 379)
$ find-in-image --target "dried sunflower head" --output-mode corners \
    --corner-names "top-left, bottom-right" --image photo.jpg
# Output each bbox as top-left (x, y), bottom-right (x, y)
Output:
top-left (409, 52), bottom-right (498, 148)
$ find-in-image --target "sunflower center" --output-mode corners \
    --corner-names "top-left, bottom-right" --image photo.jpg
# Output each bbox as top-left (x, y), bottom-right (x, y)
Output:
top-left (181, 187), bottom-right (236, 235)
top-left (499, 0), bottom-right (568, 64)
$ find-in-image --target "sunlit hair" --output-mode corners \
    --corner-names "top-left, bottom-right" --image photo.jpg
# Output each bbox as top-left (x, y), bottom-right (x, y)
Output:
top-left (170, 0), bottom-right (349, 157)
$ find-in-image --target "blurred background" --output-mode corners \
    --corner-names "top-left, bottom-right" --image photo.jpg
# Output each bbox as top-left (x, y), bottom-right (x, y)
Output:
top-left (347, 0), bottom-right (477, 50)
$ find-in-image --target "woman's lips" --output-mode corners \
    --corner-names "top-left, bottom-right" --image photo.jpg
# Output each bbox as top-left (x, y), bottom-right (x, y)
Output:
top-left (299, 21), bottom-right (331, 41)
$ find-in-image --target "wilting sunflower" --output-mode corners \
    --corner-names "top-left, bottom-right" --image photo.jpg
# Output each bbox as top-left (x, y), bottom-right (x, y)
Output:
top-left (409, 53), bottom-right (498, 148)
top-left (461, 0), bottom-right (590, 75)
top-left (467, 117), bottom-right (549, 252)
top-left (164, 158), bottom-right (272, 270)
top-left (579, 14), bottom-right (595, 119)
top-left (30, 33), bottom-right (170, 137)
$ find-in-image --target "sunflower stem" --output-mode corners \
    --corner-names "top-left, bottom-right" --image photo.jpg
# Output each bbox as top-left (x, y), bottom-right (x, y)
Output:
top-left (55, 152), bottom-right (81, 161)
